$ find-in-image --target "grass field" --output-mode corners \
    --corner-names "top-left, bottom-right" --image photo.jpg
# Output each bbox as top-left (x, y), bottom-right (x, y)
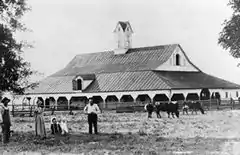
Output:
top-left (1, 110), bottom-right (240, 155)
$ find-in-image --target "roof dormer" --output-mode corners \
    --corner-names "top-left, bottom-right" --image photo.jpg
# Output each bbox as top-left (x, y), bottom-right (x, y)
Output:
top-left (72, 74), bottom-right (95, 91)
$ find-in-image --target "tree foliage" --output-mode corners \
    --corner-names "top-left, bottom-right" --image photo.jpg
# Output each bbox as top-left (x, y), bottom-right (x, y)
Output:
top-left (219, 0), bottom-right (240, 58)
top-left (0, 0), bottom-right (33, 94)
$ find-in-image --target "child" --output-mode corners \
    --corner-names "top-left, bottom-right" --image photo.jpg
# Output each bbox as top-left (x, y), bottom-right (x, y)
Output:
top-left (51, 117), bottom-right (61, 135)
top-left (59, 116), bottom-right (68, 135)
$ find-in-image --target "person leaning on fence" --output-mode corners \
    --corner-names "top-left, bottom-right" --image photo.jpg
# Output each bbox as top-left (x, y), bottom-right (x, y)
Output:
top-left (0, 97), bottom-right (12, 144)
top-left (83, 97), bottom-right (101, 134)
top-left (144, 102), bottom-right (154, 118)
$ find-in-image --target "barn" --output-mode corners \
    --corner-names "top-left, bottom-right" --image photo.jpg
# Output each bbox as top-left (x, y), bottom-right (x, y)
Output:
top-left (23, 21), bottom-right (240, 110)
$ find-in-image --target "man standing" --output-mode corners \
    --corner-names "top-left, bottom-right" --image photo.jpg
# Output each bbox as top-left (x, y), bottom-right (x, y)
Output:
top-left (84, 97), bottom-right (100, 134)
top-left (0, 97), bottom-right (11, 144)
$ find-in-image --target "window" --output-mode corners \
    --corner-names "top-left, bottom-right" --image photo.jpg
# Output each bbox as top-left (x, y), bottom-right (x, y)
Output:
top-left (77, 79), bottom-right (82, 90)
top-left (176, 54), bottom-right (180, 66)
top-left (225, 92), bottom-right (228, 98)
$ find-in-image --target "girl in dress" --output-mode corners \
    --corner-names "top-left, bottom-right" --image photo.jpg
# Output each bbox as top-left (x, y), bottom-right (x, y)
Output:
top-left (34, 99), bottom-right (46, 139)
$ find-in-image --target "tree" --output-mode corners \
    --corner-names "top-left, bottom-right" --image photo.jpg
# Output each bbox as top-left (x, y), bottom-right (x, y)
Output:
top-left (218, 0), bottom-right (240, 58)
top-left (0, 0), bottom-right (33, 94)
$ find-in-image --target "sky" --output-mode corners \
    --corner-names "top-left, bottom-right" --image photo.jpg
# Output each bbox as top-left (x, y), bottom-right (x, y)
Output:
top-left (18, 0), bottom-right (240, 84)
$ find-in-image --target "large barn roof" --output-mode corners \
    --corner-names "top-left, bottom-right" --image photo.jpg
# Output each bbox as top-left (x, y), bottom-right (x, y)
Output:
top-left (26, 44), bottom-right (240, 95)
top-left (51, 44), bottom-right (183, 76)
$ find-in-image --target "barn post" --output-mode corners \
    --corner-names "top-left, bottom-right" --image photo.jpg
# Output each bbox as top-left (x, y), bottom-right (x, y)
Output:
top-left (148, 93), bottom-right (156, 104)
top-left (101, 94), bottom-right (108, 110)
top-left (131, 93), bottom-right (138, 104)
top-left (66, 95), bottom-right (71, 110)
top-left (42, 96), bottom-right (47, 110)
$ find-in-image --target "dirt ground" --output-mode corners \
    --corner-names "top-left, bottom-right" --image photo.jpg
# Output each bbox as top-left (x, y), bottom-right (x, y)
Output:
top-left (1, 110), bottom-right (240, 155)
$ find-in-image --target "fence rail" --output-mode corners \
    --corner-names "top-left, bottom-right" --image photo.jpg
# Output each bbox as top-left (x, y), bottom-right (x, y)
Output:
top-left (10, 98), bottom-right (240, 116)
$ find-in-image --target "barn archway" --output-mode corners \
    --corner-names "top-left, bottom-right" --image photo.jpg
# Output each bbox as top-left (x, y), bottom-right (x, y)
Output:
top-left (105, 95), bottom-right (119, 102)
top-left (70, 96), bottom-right (88, 110)
top-left (57, 97), bottom-right (68, 110)
top-left (171, 93), bottom-right (185, 101)
top-left (153, 94), bottom-right (169, 102)
top-left (186, 93), bottom-right (199, 101)
top-left (120, 95), bottom-right (134, 102)
top-left (136, 94), bottom-right (151, 104)
top-left (105, 95), bottom-right (119, 109)
top-left (200, 88), bottom-right (210, 100)
top-left (37, 97), bottom-right (44, 108)
top-left (45, 98), bottom-right (50, 109)
top-left (92, 96), bottom-right (104, 109)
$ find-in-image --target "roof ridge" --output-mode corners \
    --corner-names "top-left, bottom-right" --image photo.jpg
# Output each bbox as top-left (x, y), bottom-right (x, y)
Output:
top-left (74, 44), bottom-right (179, 57)
top-left (129, 43), bottom-right (178, 51)
top-left (75, 50), bottom-right (113, 57)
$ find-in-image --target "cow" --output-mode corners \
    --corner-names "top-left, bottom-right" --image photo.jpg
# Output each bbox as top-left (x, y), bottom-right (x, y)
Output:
top-left (155, 101), bottom-right (179, 118)
top-left (182, 100), bottom-right (204, 115)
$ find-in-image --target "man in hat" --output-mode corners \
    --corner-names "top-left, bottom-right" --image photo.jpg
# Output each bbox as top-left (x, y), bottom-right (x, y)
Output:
top-left (0, 97), bottom-right (11, 144)
top-left (83, 97), bottom-right (101, 134)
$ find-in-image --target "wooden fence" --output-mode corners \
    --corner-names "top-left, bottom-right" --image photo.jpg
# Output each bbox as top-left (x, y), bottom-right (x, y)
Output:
top-left (10, 98), bottom-right (240, 116)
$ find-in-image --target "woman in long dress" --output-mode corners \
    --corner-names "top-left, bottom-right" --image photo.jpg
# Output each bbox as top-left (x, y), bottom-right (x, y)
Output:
top-left (34, 99), bottom-right (46, 139)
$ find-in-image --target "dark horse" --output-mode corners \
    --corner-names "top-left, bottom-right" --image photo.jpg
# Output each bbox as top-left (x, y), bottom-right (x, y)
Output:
top-left (155, 101), bottom-right (179, 118)
top-left (182, 101), bottom-right (204, 115)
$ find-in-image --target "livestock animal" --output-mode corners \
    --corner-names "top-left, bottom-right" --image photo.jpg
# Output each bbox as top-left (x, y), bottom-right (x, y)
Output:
top-left (155, 101), bottom-right (179, 118)
top-left (182, 101), bottom-right (204, 115)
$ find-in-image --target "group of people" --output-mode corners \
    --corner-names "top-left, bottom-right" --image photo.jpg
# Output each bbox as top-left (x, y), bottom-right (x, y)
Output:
top-left (34, 99), bottom-right (69, 139)
top-left (0, 96), bottom-right (101, 144)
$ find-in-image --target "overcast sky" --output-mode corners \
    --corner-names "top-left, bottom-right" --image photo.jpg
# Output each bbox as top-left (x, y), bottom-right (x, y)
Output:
top-left (18, 0), bottom-right (240, 84)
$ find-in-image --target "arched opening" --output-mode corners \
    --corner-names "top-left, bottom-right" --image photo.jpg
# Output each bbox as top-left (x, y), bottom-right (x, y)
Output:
top-left (200, 88), bottom-right (210, 100)
top-left (176, 54), bottom-right (180, 66)
top-left (22, 97), bottom-right (31, 110)
top-left (77, 79), bottom-right (82, 90)
top-left (153, 94), bottom-right (169, 102)
top-left (92, 96), bottom-right (104, 110)
top-left (37, 97), bottom-right (44, 108)
top-left (57, 97), bottom-right (68, 110)
top-left (105, 95), bottom-right (119, 110)
top-left (49, 97), bottom-right (56, 109)
top-left (136, 94), bottom-right (151, 104)
top-left (171, 93), bottom-right (185, 101)
top-left (45, 98), bottom-right (50, 109)
top-left (105, 95), bottom-right (119, 102)
top-left (215, 92), bottom-right (221, 100)
top-left (70, 96), bottom-right (88, 110)
top-left (120, 95), bottom-right (134, 102)
top-left (186, 93), bottom-right (200, 101)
